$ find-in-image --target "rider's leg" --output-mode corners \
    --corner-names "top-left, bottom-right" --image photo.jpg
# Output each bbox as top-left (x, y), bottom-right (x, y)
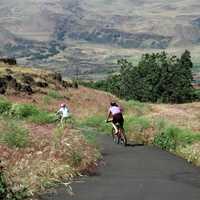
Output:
top-left (62, 116), bottom-right (69, 128)
top-left (111, 122), bottom-right (118, 134)
top-left (61, 116), bottom-right (65, 128)
top-left (60, 116), bottom-right (63, 127)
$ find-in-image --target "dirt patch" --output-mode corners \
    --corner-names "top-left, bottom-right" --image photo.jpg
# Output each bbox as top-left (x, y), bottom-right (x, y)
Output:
top-left (66, 87), bottom-right (117, 119)
top-left (26, 124), bottom-right (55, 138)
top-left (148, 103), bottom-right (200, 132)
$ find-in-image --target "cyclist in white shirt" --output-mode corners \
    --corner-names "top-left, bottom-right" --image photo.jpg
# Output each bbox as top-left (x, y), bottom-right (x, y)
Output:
top-left (106, 101), bottom-right (124, 134)
top-left (57, 103), bottom-right (70, 125)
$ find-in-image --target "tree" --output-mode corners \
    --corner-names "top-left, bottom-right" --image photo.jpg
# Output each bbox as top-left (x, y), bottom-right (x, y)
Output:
top-left (85, 51), bottom-right (195, 103)
top-left (117, 51), bottom-right (194, 103)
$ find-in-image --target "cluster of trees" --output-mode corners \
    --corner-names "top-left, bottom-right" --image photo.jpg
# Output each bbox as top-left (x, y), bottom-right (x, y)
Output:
top-left (83, 50), bottom-right (199, 103)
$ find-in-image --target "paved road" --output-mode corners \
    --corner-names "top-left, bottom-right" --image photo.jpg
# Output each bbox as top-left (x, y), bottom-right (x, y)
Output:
top-left (39, 136), bottom-right (200, 200)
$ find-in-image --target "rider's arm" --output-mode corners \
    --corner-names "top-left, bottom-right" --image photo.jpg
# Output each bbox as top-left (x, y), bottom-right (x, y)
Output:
top-left (106, 110), bottom-right (112, 122)
top-left (56, 108), bottom-right (62, 115)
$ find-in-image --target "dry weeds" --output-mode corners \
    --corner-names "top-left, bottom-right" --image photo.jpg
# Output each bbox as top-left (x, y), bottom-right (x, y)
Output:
top-left (0, 125), bottom-right (99, 196)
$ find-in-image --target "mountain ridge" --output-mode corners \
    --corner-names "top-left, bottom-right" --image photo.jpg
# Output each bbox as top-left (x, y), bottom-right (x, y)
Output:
top-left (0, 0), bottom-right (200, 78)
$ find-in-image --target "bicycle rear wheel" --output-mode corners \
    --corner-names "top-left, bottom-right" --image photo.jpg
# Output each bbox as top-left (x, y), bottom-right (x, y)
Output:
top-left (119, 128), bottom-right (127, 146)
top-left (112, 128), bottom-right (119, 144)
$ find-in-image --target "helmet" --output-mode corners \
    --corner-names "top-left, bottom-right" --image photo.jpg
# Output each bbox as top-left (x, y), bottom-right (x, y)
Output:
top-left (110, 101), bottom-right (118, 106)
top-left (60, 103), bottom-right (65, 107)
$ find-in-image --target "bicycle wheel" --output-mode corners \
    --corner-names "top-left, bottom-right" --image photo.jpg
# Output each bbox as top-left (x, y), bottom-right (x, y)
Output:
top-left (119, 128), bottom-right (127, 146)
top-left (112, 128), bottom-right (119, 144)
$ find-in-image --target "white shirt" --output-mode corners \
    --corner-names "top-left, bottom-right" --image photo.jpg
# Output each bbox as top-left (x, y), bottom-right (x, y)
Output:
top-left (109, 106), bottom-right (121, 115)
top-left (58, 107), bottom-right (69, 118)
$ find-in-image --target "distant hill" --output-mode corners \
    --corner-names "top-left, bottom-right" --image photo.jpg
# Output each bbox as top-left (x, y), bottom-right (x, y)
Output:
top-left (0, 0), bottom-right (200, 79)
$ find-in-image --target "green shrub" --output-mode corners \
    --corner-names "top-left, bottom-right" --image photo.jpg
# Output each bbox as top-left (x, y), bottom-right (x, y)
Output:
top-left (8, 102), bottom-right (56, 124)
top-left (153, 120), bottom-right (200, 151)
top-left (178, 144), bottom-right (200, 165)
top-left (0, 121), bottom-right (29, 148)
top-left (176, 129), bottom-right (200, 145)
top-left (0, 167), bottom-right (7, 200)
top-left (48, 90), bottom-right (63, 99)
top-left (90, 51), bottom-right (194, 103)
top-left (10, 104), bottom-right (39, 119)
top-left (122, 100), bottom-right (149, 116)
top-left (125, 116), bottom-right (150, 133)
top-left (8, 187), bottom-right (28, 200)
top-left (154, 125), bottom-right (177, 151)
top-left (82, 116), bottom-right (110, 134)
top-left (70, 151), bottom-right (82, 167)
top-left (0, 99), bottom-right (11, 115)
top-left (52, 126), bottom-right (65, 147)
top-left (193, 89), bottom-right (200, 100)
top-left (0, 166), bottom-right (28, 200)
top-left (80, 127), bottom-right (98, 144)
top-left (29, 112), bottom-right (56, 124)
top-left (43, 95), bottom-right (52, 104)
top-left (155, 118), bottom-right (167, 132)
top-left (72, 80), bottom-right (79, 89)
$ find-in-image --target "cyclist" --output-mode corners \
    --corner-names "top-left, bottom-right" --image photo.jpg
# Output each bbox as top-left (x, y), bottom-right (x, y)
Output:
top-left (57, 103), bottom-right (70, 125)
top-left (106, 101), bottom-right (124, 134)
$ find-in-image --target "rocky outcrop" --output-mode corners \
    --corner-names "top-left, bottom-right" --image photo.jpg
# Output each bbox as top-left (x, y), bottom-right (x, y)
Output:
top-left (21, 74), bottom-right (35, 85)
top-left (0, 58), bottom-right (17, 65)
top-left (0, 74), bottom-right (33, 95)
top-left (51, 72), bottom-right (62, 82)
top-left (0, 66), bottom-right (75, 95)
top-left (62, 80), bottom-right (73, 88)
top-left (0, 78), bottom-right (7, 94)
top-left (20, 84), bottom-right (33, 95)
top-left (35, 81), bottom-right (48, 88)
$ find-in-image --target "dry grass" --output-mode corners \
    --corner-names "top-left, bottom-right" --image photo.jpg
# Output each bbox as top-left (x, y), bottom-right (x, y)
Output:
top-left (0, 83), bottom-right (112, 196)
top-left (6, 86), bottom-right (116, 120)
top-left (148, 102), bottom-right (200, 132)
top-left (133, 102), bottom-right (200, 166)
top-left (0, 124), bottom-right (99, 196)
top-left (0, 63), bottom-right (50, 76)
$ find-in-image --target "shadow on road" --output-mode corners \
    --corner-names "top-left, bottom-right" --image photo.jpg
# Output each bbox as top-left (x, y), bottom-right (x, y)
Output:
top-left (126, 143), bottom-right (144, 147)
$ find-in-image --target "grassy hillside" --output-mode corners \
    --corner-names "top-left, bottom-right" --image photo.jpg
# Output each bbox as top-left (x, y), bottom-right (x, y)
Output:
top-left (0, 64), bottom-right (110, 198)
top-left (0, 63), bottom-right (200, 198)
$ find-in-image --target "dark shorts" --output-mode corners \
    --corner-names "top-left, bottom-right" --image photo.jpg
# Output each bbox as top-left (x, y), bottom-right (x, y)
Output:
top-left (113, 113), bottom-right (124, 128)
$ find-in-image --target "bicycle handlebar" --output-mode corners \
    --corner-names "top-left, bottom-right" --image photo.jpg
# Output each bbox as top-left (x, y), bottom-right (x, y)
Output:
top-left (106, 119), bottom-right (113, 123)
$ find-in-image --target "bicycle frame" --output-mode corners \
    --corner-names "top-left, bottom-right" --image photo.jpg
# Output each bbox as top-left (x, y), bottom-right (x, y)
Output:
top-left (107, 120), bottom-right (127, 146)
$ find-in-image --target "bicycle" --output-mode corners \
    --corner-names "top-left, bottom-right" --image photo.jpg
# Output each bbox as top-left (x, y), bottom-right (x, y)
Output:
top-left (106, 120), bottom-right (127, 146)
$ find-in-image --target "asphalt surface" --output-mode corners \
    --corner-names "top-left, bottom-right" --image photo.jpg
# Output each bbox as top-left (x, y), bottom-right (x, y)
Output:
top-left (39, 136), bottom-right (200, 200)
